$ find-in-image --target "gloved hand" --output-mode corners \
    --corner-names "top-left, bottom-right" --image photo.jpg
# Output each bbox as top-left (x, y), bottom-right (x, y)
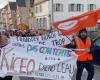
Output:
top-left (85, 48), bottom-right (90, 53)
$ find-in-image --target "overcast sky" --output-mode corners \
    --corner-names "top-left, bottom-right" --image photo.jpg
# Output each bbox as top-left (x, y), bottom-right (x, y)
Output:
top-left (0, 0), bottom-right (16, 9)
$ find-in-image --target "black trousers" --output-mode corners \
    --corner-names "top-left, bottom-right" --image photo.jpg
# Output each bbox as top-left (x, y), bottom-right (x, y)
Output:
top-left (0, 76), bottom-right (12, 80)
top-left (76, 61), bottom-right (94, 80)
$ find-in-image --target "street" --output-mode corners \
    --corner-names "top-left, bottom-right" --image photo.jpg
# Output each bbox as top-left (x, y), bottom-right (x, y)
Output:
top-left (94, 65), bottom-right (100, 80)
top-left (13, 65), bottom-right (100, 80)
top-left (71, 65), bottom-right (100, 80)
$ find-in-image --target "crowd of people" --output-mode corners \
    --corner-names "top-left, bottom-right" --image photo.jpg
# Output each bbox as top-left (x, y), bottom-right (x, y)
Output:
top-left (0, 29), bottom-right (42, 37)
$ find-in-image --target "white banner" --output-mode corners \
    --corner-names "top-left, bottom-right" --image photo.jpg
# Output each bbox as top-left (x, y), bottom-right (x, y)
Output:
top-left (0, 42), bottom-right (77, 80)
top-left (10, 31), bottom-right (72, 46)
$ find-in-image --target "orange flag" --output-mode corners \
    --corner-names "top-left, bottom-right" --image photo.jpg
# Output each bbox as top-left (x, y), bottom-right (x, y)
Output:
top-left (18, 22), bottom-right (26, 32)
top-left (53, 8), bottom-right (100, 35)
top-left (16, 6), bottom-right (26, 32)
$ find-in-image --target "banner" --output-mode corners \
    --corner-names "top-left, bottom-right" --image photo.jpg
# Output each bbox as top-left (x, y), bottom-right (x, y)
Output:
top-left (10, 31), bottom-right (72, 46)
top-left (0, 42), bottom-right (77, 80)
top-left (53, 8), bottom-right (100, 35)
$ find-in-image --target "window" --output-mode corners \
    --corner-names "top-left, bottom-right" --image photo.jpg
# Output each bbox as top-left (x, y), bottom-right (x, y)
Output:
top-left (39, 18), bottom-right (42, 27)
top-left (76, 4), bottom-right (84, 11)
top-left (17, 0), bottom-right (26, 7)
top-left (43, 18), bottom-right (47, 27)
top-left (68, 4), bottom-right (76, 12)
top-left (41, 18), bottom-right (43, 27)
top-left (40, 5), bottom-right (42, 12)
top-left (36, 6), bottom-right (38, 13)
top-left (68, 4), bottom-right (84, 12)
top-left (54, 3), bottom-right (63, 12)
top-left (36, 19), bottom-right (39, 27)
top-left (88, 4), bottom-right (96, 11)
top-left (36, 18), bottom-right (47, 28)
top-left (30, 0), bottom-right (34, 7)
top-left (35, 5), bottom-right (42, 13)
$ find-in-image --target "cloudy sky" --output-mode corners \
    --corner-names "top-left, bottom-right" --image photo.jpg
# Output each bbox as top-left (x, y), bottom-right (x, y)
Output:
top-left (0, 0), bottom-right (16, 9)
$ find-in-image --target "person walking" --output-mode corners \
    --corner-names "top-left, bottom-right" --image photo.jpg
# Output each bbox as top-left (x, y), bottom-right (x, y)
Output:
top-left (67, 28), bottom-right (94, 80)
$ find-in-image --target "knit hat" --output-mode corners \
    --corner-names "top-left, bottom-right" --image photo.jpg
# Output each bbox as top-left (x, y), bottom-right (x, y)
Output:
top-left (79, 28), bottom-right (87, 34)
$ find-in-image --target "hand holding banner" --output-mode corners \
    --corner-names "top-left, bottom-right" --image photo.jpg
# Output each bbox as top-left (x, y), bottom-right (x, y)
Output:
top-left (0, 42), bottom-right (77, 80)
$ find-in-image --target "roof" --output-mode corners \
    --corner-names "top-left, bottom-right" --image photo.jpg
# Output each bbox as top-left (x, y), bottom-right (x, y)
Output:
top-left (9, 2), bottom-right (17, 10)
top-left (34, 0), bottom-right (48, 5)
top-left (3, 5), bottom-right (8, 9)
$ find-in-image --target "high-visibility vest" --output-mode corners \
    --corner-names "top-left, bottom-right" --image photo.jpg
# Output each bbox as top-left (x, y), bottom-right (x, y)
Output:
top-left (75, 37), bottom-right (93, 61)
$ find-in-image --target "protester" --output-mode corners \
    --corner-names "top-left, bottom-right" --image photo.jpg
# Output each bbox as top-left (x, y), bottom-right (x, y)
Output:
top-left (0, 34), bottom-right (12, 80)
top-left (67, 28), bottom-right (94, 80)
top-left (35, 31), bottom-right (41, 36)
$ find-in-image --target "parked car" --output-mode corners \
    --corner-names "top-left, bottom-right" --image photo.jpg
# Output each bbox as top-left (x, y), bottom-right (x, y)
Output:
top-left (92, 36), bottom-right (100, 65)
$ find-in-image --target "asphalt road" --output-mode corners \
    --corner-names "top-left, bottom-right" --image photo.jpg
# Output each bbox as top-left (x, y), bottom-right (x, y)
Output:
top-left (94, 65), bottom-right (100, 80)
top-left (13, 65), bottom-right (100, 80)
top-left (71, 65), bottom-right (100, 80)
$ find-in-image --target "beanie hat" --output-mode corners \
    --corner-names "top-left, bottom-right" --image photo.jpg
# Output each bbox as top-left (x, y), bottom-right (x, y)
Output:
top-left (79, 28), bottom-right (87, 34)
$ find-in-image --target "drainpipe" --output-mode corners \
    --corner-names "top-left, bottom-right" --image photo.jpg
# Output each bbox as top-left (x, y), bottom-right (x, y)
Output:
top-left (51, 0), bottom-right (54, 30)
top-left (51, 0), bottom-right (54, 23)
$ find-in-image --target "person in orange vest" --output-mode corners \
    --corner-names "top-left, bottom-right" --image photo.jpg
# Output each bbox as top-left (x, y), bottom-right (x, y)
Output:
top-left (75, 29), bottom-right (94, 80)
top-left (67, 28), bottom-right (94, 80)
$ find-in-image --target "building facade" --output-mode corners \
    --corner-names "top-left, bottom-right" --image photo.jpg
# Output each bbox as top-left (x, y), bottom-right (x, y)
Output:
top-left (34, 0), bottom-right (50, 30)
top-left (7, 2), bottom-right (17, 30)
top-left (0, 0), bottom-right (100, 31)
top-left (0, 10), bottom-right (2, 28)
top-left (34, 0), bottom-right (100, 31)
top-left (0, 7), bottom-right (8, 29)
top-left (16, 0), bottom-right (34, 30)
top-left (0, 2), bottom-right (17, 30)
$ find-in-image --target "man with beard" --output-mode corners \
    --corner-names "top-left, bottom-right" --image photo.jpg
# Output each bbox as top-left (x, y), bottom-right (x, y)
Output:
top-left (67, 28), bottom-right (94, 80)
